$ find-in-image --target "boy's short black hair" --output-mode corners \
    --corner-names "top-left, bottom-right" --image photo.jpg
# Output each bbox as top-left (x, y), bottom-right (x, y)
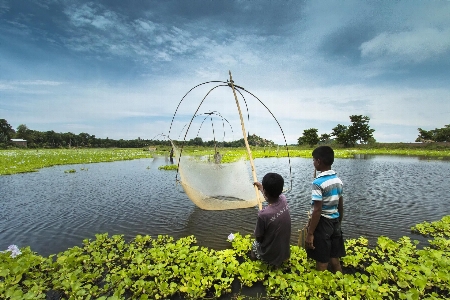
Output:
top-left (261, 173), bottom-right (284, 198)
top-left (312, 146), bottom-right (335, 166)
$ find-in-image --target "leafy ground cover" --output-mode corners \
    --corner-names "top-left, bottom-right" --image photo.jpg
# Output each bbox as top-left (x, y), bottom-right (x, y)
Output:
top-left (3, 146), bottom-right (449, 176)
top-left (0, 149), bottom-right (156, 175)
top-left (1, 216), bottom-right (449, 299)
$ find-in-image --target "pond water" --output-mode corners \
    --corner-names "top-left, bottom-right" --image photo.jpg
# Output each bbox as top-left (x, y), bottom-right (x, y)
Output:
top-left (1, 155), bottom-right (449, 257)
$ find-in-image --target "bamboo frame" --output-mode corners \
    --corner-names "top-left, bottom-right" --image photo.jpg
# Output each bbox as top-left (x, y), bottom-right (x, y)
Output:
top-left (228, 71), bottom-right (262, 210)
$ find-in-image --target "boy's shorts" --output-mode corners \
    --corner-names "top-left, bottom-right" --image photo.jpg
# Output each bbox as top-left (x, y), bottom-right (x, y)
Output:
top-left (306, 216), bottom-right (346, 263)
top-left (250, 241), bottom-right (269, 264)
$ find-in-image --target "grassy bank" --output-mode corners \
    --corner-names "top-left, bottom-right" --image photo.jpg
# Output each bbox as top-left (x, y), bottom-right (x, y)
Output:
top-left (1, 144), bottom-right (450, 175)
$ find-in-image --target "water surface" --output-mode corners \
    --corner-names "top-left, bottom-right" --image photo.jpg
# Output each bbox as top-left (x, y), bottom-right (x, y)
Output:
top-left (1, 155), bottom-right (449, 256)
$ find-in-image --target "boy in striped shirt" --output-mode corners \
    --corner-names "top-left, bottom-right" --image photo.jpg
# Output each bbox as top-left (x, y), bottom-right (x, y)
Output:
top-left (306, 146), bottom-right (345, 273)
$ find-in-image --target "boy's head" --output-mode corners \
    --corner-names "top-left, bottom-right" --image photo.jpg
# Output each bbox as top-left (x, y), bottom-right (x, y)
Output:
top-left (261, 173), bottom-right (284, 198)
top-left (312, 146), bottom-right (334, 167)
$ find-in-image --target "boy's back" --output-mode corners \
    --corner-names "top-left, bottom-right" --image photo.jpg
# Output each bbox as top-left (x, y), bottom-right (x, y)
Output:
top-left (254, 194), bottom-right (291, 266)
top-left (311, 170), bottom-right (343, 219)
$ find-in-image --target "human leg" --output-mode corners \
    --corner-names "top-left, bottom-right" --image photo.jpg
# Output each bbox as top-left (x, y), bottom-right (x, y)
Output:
top-left (329, 219), bottom-right (345, 273)
top-left (306, 217), bottom-right (334, 270)
top-left (329, 257), bottom-right (342, 273)
top-left (316, 261), bottom-right (329, 271)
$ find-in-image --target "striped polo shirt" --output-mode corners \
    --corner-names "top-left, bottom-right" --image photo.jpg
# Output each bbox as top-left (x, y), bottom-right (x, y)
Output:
top-left (310, 170), bottom-right (343, 219)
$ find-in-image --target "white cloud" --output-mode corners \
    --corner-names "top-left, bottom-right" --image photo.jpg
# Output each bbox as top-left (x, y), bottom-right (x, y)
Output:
top-left (134, 19), bottom-right (156, 33)
top-left (360, 28), bottom-right (450, 63)
top-left (2, 0), bottom-right (450, 145)
top-left (15, 80), bottom-right (65, 86)
top-left (61, 4), bottom-right (218, 65)
top-left (0, 0), bottom-right (8, 15)
top-left (0, 80), bottom-right (65, 91)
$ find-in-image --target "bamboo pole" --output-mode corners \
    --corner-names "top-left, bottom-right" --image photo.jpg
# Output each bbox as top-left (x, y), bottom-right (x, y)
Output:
top-left (228, 71), bottom-right (262, 210)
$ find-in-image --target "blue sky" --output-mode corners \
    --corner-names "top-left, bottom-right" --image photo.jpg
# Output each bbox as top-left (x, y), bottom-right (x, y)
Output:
top-left (1, 0), bottom-right (449, 144)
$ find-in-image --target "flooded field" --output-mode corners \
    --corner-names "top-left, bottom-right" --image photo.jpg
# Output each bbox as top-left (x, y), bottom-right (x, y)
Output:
top-left (1, 155), bottom-right (449, 256)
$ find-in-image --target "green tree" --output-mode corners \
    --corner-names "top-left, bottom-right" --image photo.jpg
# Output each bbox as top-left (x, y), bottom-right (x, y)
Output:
top-left (29, 130), bottom-right (45, 147)
top-left (332, 115), bottom-right (375, 147)
top-left (415, 128), bottom-right (434, 142)
top-left (416, 125), bottom-right (450, 142)
top-left (299, 128), bottom-right (319, 147)
top-left (15, 124), bottom-right (32, 141)
top-left (347, 115), bottom-right (375, 144)
top-left (435, 125), bottom-right (450, 142)
top-left (188, 137), bottom-right (203, 146)
top-left (331, 124), bottom-right (350, 146)
top-left (61, 132), bottom-right (77, 147)
top-left (0, 119), bottom-right (15, 144)
top-left (319, 133), bottom-right (331, 143)
top-left (77, 132), bottom-right (91, 146)
top-left (44, 130), bottom-right (62, 147)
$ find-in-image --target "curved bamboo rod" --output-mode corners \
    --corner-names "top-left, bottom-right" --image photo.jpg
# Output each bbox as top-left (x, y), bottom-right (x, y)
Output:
top-left (228, 71), bottom-right (262, 210)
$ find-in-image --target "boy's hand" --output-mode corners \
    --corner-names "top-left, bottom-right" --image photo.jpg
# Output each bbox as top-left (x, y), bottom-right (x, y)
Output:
top-left (306, 233), bottom-right (315, 249)
top-left (253, 182), bottom-right (263, 192)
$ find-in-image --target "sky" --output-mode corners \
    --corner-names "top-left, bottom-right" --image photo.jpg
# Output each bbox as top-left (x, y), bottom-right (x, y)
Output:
top-left (1, 0), bottom-right (449, 145)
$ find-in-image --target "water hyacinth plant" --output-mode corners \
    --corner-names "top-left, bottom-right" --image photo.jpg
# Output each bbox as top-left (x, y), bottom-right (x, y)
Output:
top-left (2, 146), bottom-right (450, 175)
top-left (2, 245), bottom-right (21, 258)
top-left (227, 233), bottom-right (235, 242)
top-left (0, 148), bottom-right (157, 175)
top-left (0, 215), bottom-right (449, 299)
top-left (158, 164), bottom-right (178, 170)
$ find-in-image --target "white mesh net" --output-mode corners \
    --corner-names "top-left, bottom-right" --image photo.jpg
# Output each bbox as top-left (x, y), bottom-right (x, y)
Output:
top-left (173, 144), bottom-right (261, 210)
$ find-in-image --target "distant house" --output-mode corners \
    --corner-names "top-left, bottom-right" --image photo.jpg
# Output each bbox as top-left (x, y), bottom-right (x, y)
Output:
top-left (11, 139), bottom-right (27, 147)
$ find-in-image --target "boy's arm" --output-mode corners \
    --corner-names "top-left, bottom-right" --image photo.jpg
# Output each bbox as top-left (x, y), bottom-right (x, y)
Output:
top-left (306, 200), bottom-right (322, 249)
top-left (254, 216), bottom-right (265, 243)
top-left (338, 196), bottom-right (344, 223)
top-left (253, 182), bottom-right (267, 201)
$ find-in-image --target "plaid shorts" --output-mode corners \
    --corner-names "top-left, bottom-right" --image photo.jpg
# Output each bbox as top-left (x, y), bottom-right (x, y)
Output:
top-left (251, 240), bottom-right (269, 264)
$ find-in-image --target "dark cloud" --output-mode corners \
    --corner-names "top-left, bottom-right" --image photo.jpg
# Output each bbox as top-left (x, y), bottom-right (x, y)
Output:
top-left (319, 23), bottom-right (376, 63)
top-left (1, 0), bottom-right (449, 143)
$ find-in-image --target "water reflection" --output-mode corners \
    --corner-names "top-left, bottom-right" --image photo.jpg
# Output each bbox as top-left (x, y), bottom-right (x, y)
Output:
top-left (353, 154), bottom-right (374, 159)
top-left (0, 155), bottom-right (449, 256)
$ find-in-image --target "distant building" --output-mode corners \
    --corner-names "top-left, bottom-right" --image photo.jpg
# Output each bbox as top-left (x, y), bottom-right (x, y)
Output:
top-left (11, 139), bottom-right (27, 147)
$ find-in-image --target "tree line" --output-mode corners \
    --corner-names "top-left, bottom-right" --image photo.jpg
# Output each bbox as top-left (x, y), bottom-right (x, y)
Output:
top-left (416, 125), bottom-right (450, 143)
top-left (2, 118), bottom-right (449, 149)
top-left (297, 115), bottom-right (376, 147)
top-left (0, 119), bottom-right (275, 149)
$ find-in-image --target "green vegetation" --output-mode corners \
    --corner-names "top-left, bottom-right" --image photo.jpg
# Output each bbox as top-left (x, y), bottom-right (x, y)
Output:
top-left (2, 145), bottom-right (450, 176)
top-left (158, 164), bottom-right (178, 170)
top-left (298, 115), bottom-right (375, 147)
top-left (298, 128), bottom-right (320, 147)
top-left (416, 125), bottom-right (450, 142)
top-left (0, 149), bottom-right (157, 175)
top-left (1, 119), bottom-right (274, 149)
top-left (216, 145), bottom-right (450, 163)
top-left (1, 216), bottom-right (449, 299)
top-left (0, 119), bottom-right (15, 145)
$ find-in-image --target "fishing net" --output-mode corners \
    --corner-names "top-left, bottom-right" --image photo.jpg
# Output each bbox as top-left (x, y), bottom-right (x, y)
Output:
top-left (173, 144), bottom-right (262, 210)
top-left (167, 72), bottom-right (292, 211)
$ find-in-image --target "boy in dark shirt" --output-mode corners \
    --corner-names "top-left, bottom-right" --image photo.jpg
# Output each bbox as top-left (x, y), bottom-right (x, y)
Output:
top-left (250, 173), bottom-right (291, 267)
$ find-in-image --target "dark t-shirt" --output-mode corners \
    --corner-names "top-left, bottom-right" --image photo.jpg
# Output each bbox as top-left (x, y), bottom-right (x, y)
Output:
top-left (254, 194), bottom-right (291, 266)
